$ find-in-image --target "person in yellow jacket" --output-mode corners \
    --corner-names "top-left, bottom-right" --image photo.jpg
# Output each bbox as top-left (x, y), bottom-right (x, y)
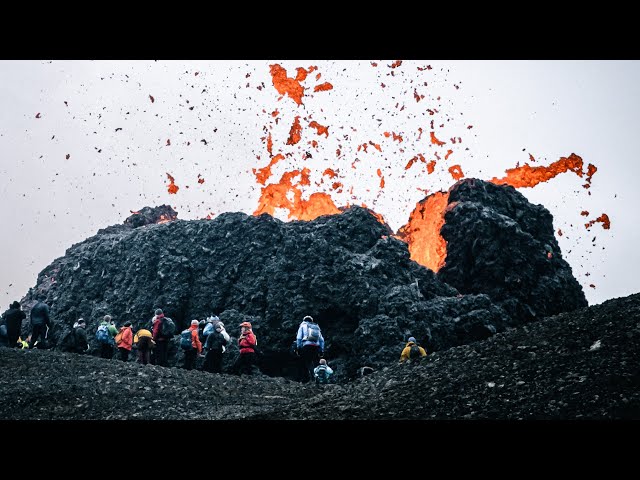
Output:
top-left (133, 327), bottom-right (155, 365)
top-left (399, 337), bottom-right (427, 363)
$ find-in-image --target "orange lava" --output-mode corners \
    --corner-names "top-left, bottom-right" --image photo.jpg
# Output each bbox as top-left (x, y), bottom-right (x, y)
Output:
top-left (396, 191), bottom-right (450, 272)
top-left (254, 168), bottom-right (340, 221)
top-left (448, 165), bottom-right (464, 181)
top-left (585, 213), bottom-right (611, 230)
top-left (253, 154), bottom-right (285, 185)
top-left (266, 133), bottom-right (273, 156)
top-left (314, 82), bottom-right (333, 92)
top-left (445, 149), bottom-right (453, 160)
top-left (323, 168), bottom-right (338, 179)
top-left (166, 173), bottom-right (179, 194)
top-left (287, 116), bottom-right (302, 145)
top-left (384, 131), bottom-right (403, 142)
top-left (426, 160), bottom-right (436, 174)
top-left (270, 64), bottom-right (305, 106)
top-left (405, 156), bottom-right (417, 170)
top-left (489, 153), bottom-right (586, 188)
top-left (430, 132), bottom-right (446, 146)
top-left (377, 169), bottom-right (385, 189)
top-left (309, 121), bottom-right (329, 137)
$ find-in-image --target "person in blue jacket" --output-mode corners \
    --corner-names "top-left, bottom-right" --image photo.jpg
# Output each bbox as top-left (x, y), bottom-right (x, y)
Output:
top-left (296, 315), bottom-right (325, 383)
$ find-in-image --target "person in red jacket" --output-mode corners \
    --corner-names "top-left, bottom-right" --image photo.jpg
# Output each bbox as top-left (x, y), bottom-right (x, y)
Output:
top-left (183, 319), bottom-right (203, 370)
top-left (116, 321), bottom-right (134, 362)
top-left (232, 321), bottom-right (258, 375)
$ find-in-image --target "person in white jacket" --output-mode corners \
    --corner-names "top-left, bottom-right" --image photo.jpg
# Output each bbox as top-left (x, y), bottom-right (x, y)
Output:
top-left (202, 321), bottom-right (230, 373)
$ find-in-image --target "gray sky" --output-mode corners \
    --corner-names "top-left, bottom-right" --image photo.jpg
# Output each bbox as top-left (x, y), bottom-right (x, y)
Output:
top-left (1, 60), bottom-right (637, 308)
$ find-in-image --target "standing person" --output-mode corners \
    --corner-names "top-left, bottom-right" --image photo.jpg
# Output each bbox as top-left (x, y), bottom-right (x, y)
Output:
top-left (232, 322), bottom-right (258, 375)
top-left (133, 327), bottom-right (155, 365)
top-left (96, 315), bottom-right (117, 359)
top-left (296, 315), bottom-right (325, 383)
top-left (151, 308), bottom-right (174, 367)
top-left (202, 321), bottom-right (229, 373)
top-left (399, 337), bottom-right (427, 363)
top-left (181, 319), bottom-right (202, 370)
top-left (72, 319), bottom-right (89, 354)
top-left (29, 300), bottom-right (51, 349)
top-left (2, 301), bottom-right (26, 349)
top-left (115, 321), bottom-right (133, 361)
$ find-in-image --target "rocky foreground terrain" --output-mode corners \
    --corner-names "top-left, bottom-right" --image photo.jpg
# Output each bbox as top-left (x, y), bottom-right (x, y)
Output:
top-left (1, 292), bottom-right (637, 421)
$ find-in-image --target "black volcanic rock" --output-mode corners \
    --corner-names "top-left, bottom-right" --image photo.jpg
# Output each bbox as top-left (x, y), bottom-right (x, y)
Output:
top-left (438, 178), bottom-right (587, 321)
top-left (20, 206), bottom-right (512, 378)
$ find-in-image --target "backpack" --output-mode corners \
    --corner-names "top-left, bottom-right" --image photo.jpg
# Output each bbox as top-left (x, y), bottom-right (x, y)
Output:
top-left (409, 344), bottom-right (422, 360)
top-left (180, 329), bottom-right (194, 351)
top-left (161, 317), bottom-right (176, 338)
top-left (315, 365), bottom-right (330, 384)
top-left (305, 322), bottom-right (321, 343)
top-left (114, 330), bottom-right (124, 346)
top-left (96, 324), bottom-right (111, 344)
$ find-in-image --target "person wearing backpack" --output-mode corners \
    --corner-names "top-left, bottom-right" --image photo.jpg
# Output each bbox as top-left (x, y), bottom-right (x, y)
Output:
top-left (96, 315), bottom-right (118, 359)
top-left (296, 315), bottom-right (325, 383)
top-left (151, 308), bottom-right (174, 367)
top-left (314, 358), bottom-right (334, 385)
top-left (232, 321), bottom-right (258, 375)
top-left (133, 327), bottom-right (155, 364)
top-left (29, 299), bottom-right (51, 349)
top-left (399, 336), bottom-right (427, 363)
top-left (115, 321), bottom-right (133, 361)
top-left (66, 318), bottom-right (89, 354)
top-left (2, 301), bottom-right (26, 349)
top-left (180, 319), bottom-right (202, 370)
top-left (202, 321), bottom-right (229, 373)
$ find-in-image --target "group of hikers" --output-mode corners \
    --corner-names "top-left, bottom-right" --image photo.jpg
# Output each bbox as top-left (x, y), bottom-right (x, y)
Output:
top-left (1, 301), bottom-right (428, 384)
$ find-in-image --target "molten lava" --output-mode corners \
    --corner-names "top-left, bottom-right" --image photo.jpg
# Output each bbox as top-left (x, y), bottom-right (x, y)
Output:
top-left (254, 168), bottom-right (340, 221)
top-left (489, 153), bottom-right (586, 188)
top-left (314, 82), bottom-right (333, 92)
top-left (396, 191), bottom-right (450, 272)
top-left (287, 117), bottom-right (302, 145)
top-left (309, 121), bottom-right (329, 137)
top-left (585, 213), bottom-right (611, 230)
top-left (166, 173), bottom-right (179, 194)
top-left (270, 64), bottom-right (305, 106)
top-left (253, 154), bottom-right (285, 185)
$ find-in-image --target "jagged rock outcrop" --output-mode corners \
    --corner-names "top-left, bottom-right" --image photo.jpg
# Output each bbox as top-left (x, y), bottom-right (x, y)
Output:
top-left (20, 206), bottom-right (511, 378)
top-left (438, 178), bottom-right (587, 321)
top-left (18, 180), bottom-right (587, 379)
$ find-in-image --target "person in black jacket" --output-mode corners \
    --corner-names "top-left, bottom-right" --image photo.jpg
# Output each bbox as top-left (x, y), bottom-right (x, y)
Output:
top-left (71, 319), bottom-right (89, 354)
top-left (202, 322), bottom-right (230, 373)
top-left (2, 301), bottom-right (26, 348)
top-left (29, 301), bottom-right (51, 349)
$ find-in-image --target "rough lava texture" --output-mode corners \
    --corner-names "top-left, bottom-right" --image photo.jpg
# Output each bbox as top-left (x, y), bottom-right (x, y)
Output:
top-left (1, 292), bottom-right (638, 420)
top-left (438, 178), bottom-right (588, 321)
top-left (17, 180), bottom-right (585, 380)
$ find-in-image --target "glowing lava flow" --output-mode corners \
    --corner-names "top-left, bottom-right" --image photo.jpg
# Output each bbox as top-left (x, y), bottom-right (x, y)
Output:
top-left (489, 153), bottom-right (585, 188)
top-left (253, 168), bottom-right (340, 221)
top-left (395, 192), bottom-right (450, 272)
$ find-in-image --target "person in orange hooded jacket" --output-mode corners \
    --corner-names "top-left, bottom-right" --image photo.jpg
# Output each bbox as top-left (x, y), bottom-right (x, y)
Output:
top-left (232, 321), bottom-right (258, 375)
top-left (116, 321), bottom-right (134, 362)
top-left (183, 319), bottom-right (203, 370)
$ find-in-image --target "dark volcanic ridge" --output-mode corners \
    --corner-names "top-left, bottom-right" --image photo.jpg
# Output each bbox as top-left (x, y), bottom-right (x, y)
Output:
top-left (1, 293), bottom-right (638, 420)
top-left (15, 179), bottom-right (586, 380)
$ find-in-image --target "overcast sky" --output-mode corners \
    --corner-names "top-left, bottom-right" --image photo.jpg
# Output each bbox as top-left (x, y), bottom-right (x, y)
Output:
top-left (1, 60), bottom-right (638, 308)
